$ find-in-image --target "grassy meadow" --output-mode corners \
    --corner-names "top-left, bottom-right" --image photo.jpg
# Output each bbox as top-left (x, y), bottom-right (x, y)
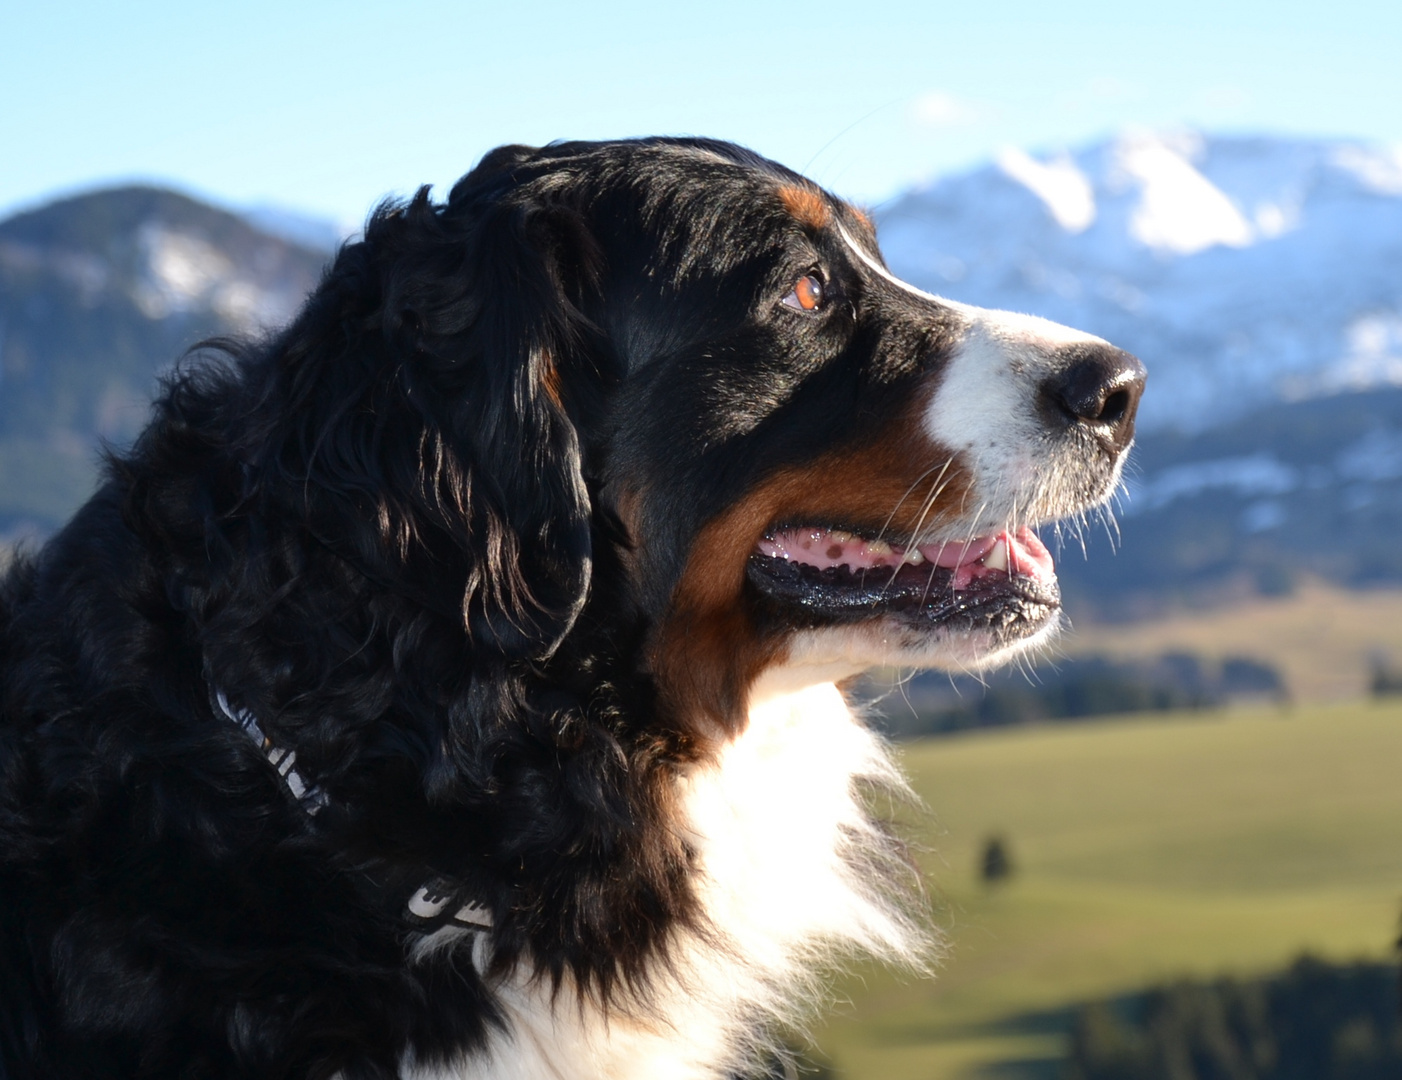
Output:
top-left (812, 698), bottom-right (1402, 1079)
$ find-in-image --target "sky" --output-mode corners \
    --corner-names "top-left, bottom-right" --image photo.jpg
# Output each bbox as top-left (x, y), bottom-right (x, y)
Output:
top-left (4, 0), bottom-right (1402, 229)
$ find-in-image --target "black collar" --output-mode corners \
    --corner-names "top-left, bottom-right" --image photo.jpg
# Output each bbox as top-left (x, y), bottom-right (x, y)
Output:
top-left (213, 691), bottom-right (493, 937)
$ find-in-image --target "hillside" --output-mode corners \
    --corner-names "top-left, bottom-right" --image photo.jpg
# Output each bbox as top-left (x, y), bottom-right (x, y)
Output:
top-left (1067, 580), bottom-right (1402, 702)
top-left (1054, 385), bottom-right (1402, 618)
top-left (0, 186), bottom-right (328, 536)
top-left (813, 701), bottom-right (1402, 1078)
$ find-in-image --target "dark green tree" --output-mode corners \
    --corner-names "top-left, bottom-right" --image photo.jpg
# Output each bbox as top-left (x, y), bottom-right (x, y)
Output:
top-left (980, 835), bottom-right (1014, 885)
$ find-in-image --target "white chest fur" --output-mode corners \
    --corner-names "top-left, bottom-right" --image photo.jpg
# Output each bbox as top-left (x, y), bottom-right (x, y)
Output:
top-left (412, 682), bottom-right (926, 1080)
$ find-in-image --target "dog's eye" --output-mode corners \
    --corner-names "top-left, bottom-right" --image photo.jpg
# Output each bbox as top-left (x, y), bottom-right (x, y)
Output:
top-left (781, 273), bottom-right (826, 312)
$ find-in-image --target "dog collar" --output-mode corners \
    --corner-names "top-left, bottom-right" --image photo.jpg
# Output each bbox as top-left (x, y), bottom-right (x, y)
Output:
top-left (215, 691), bottom-right (329, 813)
top-left (213, 691), bottom-right (493, 936)
top-left (404, 880), bottom-right (494, 933)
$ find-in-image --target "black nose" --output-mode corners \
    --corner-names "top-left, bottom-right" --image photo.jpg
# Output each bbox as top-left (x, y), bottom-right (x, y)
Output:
top-left (1040, 344), bottom-right (1147, 453)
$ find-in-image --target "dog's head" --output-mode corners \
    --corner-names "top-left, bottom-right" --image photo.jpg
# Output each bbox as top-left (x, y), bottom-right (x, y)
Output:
top-left (266, 138), bottom-right (1143, 737)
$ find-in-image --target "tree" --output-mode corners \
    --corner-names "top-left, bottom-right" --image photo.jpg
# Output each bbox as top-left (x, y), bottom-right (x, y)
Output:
top-left (980, 835), bottom-right (1014, 885)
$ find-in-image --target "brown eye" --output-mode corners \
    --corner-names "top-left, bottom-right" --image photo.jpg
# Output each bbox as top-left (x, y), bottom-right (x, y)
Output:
top-left (782, 273), bottom-right (825, 312)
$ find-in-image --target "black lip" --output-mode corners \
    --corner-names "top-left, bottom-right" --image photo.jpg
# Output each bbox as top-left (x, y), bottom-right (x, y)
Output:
top-left (745, 552), bottom-right (1061, 634)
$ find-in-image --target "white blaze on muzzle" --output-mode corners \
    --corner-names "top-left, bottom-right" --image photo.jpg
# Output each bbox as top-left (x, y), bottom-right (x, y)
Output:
top-left (835, 222), bottom-right (1122, 531)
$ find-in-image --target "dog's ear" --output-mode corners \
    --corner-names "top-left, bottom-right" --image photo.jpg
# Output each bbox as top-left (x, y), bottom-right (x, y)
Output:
top-left (425, 182), bottom-right (602, 661)
top-left (267, 175), bottom-right (600, 661)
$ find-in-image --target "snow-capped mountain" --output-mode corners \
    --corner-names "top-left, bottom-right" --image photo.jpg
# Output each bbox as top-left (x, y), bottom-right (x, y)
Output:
top-left (1052, 386), bottom-right (1402, 616)
top-left (6, 151), bottom-right (1402, 609)
top-left (876, 131), bottom-right (1402, 433)
top-left (0, 187), bottom-right (328, 534)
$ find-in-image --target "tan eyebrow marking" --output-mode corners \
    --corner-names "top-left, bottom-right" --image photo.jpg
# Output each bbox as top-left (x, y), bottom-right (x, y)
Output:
top-left (777, 184), bottom-right (831, 230)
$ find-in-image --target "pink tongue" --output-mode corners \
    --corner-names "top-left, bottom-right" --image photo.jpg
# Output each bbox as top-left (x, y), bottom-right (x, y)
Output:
top-left (925, 534), bottom-right (998, 569)
top-left (755, 525), bottom-right (1055, 588)
top-left (1001, 527), bottom-right (1055, 582)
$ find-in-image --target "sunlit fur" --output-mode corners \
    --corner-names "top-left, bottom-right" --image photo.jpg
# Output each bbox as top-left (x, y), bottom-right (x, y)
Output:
top-left (413, 684), bottom-right (922, 1080)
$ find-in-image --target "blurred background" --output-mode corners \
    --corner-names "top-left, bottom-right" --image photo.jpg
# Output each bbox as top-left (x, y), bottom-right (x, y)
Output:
top-left (4, 1), bottom-right (1402, 1076)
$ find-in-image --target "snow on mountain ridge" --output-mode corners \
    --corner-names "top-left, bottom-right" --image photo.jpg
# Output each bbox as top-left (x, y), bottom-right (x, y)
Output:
top-left (133, 223), bottom-right (302, 327)
top-left (876, 131), bottom-right (1402, 432)
top-left (1111, 132), bottom-right (1255, 255)
top-left (995, 147), bottom-right (1096, 233)
top-left (1332, 143), bottom-right (1402, 196)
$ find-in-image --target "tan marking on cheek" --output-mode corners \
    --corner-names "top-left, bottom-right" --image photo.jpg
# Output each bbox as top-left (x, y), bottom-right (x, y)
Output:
top-left (650, 402), bottom-right (974, 739)
top-left (777, 184), bottom-right (832, 230)
top-left (849, 206), bottom-right (874, 232)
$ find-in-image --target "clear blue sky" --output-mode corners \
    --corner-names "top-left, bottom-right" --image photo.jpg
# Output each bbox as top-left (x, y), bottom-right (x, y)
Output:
top-left (5, 0), bottom-right (1401, 227)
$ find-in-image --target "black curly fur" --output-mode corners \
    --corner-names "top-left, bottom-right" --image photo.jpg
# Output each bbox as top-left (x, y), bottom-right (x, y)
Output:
top-left (0, 137), bottom-right (946, 1077)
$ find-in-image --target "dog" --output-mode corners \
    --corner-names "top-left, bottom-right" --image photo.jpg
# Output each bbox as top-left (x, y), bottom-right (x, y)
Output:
top-left (0, 138), bottom-right (1144, 1079)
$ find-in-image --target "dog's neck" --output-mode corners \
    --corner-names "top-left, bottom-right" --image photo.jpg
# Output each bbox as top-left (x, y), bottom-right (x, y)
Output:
top-left (410, 679), bottom-right (927, 1080)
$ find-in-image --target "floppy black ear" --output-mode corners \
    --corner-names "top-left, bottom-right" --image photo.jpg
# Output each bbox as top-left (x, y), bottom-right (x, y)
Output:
top-left (262, 175), bottom-right (599, 662)
top-left (419, 183), bottom-right (601, 660)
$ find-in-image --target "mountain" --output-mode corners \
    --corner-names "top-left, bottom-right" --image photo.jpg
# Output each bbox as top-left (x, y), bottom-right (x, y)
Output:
top-left (1055, 385), bottom-right (1402, 616)
top-left (4, 148), bottom-right (1401, 615)
top-left (0, 186), bottom-right (328, 536)
top-left (875, 130), bottom-right (1402, 433)
top-left (240, 204), bottom-right (349, 252)
top-left (872, 130), bottom-right (1402, 613)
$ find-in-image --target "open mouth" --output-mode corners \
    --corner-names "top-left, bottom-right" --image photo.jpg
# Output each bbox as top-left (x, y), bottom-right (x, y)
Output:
top-left (745, 524), bottom-right (1061, 637)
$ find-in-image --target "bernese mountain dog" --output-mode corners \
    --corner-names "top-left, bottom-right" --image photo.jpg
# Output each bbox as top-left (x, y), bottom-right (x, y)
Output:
top-left (0, 138), bottom-right (1144, 1079)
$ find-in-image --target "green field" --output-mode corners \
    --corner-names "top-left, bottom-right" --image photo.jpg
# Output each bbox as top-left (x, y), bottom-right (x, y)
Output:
top-left (812, 700), bottom-right (1402, 1079)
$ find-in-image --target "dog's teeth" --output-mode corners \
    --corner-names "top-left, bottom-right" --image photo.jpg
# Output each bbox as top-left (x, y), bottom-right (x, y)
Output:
top-left (904, 549), bottom-right (925, 564)
top-left (829, 530), bottom-right (853, 543)
top-left (984, 537), bottom-right (1009, 571)
top-left (867, 540), bottom-right (893, 556)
